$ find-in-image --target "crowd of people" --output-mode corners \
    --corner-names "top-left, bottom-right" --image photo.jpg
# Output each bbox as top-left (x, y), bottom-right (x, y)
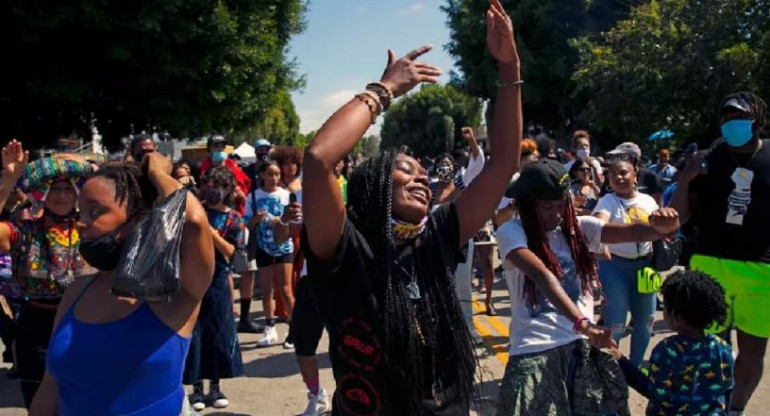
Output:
top-left (0, 1), bottom-right (767, 415)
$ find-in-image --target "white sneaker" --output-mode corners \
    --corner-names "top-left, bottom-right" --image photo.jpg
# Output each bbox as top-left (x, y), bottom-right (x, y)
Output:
top-left (257, 325), bottom-right (278, 347)
top-left (302, 388), bottom-right (330, 416)
top-left (284, 338), bottom-right (295, 350)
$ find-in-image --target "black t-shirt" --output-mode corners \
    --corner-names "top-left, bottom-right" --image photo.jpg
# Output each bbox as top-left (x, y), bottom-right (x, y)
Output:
top-left (243, 163), bottom-right (259, 194)
top-left (637, 167), bottom-right (664, 197)
top-left (690, 139), bottom-right (770, 262)
top-left (304, 203), bottom-right (466, 416)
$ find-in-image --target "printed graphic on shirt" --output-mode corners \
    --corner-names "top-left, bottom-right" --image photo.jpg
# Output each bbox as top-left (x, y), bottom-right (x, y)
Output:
top-left (338, 318), bottom-right (383, 372)
top-left (255, 195), bottom-right (293, 256)
top-left (624, 205), bottom-right (650, 225)
top-left (527, 256), bottom-right (580, 318)
top-left (726, 167), bottom-right (754, 225)
top-left (647, 335), bottom-right (733, 416)
top-left (337, 372), bottom-right (382, 416)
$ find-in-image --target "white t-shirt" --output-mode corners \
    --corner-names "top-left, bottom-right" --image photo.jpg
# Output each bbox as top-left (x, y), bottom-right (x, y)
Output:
top-left (496, 216), bottom-right (604, 356)
top-left (592, 192), bottom-right (658, 259)
top-left (496, 172), bottom-right (520, 211)
top-left (245, 188), bottom-right (293, 256)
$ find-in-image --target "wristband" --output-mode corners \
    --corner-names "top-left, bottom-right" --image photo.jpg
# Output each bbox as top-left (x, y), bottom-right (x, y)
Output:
top-left (573, 316), bottom-right (589, 334)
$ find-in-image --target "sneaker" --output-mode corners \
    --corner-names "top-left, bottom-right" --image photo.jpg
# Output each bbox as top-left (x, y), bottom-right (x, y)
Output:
top-left (189, 392), bottom-right (206, 412)
top-left (210, 390), bottom-right (229, 409)
top-left (238, 320), bottom-right (265, 334)
top-left (257, 325), bottom-right (278, 347)
top-left (284, 339), bottom-right (295, 349)
top-left (303, 388), bottom-right (330, 416)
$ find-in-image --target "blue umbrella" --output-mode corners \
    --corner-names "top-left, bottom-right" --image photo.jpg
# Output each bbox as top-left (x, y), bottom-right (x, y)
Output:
top-left (648, 129), bottom-right (675, 142)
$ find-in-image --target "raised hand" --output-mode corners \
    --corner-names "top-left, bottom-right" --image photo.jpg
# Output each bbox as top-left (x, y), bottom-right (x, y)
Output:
top-left (461, 127), bottom-right (476, 142)
top-left (649, 207), bottom-right (681, 236)
top-left (486, 0), bottom-right (520, 66)
top-left (380, 45), bottom-right (442, 98)
top-left (1, 139), bottom-right (29, 181)
top-left (143, 151), bottom-right (173, 179)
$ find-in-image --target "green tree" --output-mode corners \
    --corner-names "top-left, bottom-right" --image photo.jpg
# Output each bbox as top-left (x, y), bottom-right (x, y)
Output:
top-left (356, 135), bottom-right (380, 157)
top-left (443, 0), bottom-right (639, 139)
top-left (572, 0), bottom-right (770, 148)
top-left (232, 89), bottom-right (302, 147)
top-left (0, 0), bottom-right (307, 150)
top-left (380, 84), bottom-right (481, 157)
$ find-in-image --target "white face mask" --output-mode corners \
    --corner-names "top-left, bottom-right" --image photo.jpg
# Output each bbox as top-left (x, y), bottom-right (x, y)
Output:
top-left (576, 149), bottom-right (590, 160)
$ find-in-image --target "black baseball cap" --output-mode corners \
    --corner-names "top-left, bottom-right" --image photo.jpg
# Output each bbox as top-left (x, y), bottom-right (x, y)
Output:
top-left (505, 159), bottom-right (570, 200)
top-left (207, 135), bottom-right (227, 149)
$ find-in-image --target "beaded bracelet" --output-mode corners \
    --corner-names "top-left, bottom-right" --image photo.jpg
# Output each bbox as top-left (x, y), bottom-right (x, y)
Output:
top-left (354, 93), bottom-right (381, 125)
top-left (365, 82), bottom-right (394, 111)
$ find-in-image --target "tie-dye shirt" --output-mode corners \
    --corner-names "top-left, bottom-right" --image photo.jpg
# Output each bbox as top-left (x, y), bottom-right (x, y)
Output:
top-left (4, 219), bottom-right (96, 299)
top-left (620, 334), bottom-right (734, 416)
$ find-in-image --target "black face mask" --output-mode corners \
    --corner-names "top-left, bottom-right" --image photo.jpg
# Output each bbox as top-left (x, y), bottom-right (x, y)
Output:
top-left (78, 211), bottom-right (139, 271)
top-left (79, 230), bottom-right (123, 271)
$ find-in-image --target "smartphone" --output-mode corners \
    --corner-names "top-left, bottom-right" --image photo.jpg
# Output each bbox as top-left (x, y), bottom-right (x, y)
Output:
top-left (288, 193), bottom-right (301, 224)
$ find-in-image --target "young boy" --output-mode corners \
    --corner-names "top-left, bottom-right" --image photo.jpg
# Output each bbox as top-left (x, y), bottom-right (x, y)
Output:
top-left (611, 270), bottom-right (735, 415)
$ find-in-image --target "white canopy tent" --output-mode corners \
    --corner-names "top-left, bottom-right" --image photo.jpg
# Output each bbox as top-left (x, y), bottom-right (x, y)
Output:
top-left (233, 142), bottom-right (257, 163)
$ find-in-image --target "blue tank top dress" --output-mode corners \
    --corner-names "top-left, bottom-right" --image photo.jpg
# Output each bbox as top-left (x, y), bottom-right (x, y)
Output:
top-left (47, 280), bottom-right (191, 415)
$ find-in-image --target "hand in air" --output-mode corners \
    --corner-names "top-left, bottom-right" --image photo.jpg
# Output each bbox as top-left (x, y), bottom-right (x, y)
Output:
top-left (1, 139), bottom-right (29, 181)
top-left (461, 127), bottom-right (476, 142)
top-left (380, 45), bottom-right (442, 98)
top-left (143, 152), bottom-right (173, 178)
top-left (649, 207), bottom-right (680, 236)
top-left (486, 0), bottom-right (520, 66)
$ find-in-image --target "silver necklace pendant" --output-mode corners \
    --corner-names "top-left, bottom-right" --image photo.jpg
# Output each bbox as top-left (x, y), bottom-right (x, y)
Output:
top-left (407, 280), bottom-right (421, 300)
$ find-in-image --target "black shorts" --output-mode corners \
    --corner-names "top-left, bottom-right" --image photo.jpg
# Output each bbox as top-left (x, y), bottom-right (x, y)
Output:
top-left (255, 248), bottom-right (293, 268)
top-left (287, 278), bottom-right (324, 357)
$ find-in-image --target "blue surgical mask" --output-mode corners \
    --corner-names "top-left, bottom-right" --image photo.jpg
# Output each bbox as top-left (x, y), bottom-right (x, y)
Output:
top-left (211, 151), bottom-right (228, 163)
top-left (721, 119), bottom-right (754, 147)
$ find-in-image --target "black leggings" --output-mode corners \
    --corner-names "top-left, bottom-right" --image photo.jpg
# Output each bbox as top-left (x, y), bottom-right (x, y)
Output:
top-left (16, 301), bottom-right (57, 408)
top-left (287, 278), bottom-right (324, 357)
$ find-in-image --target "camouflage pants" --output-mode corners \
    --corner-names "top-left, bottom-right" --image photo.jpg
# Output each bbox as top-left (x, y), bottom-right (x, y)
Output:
top-left (496, 340), bottom-right (630, 416)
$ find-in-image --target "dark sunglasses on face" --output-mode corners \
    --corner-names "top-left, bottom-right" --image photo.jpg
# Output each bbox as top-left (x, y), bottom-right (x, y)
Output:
top-left (578, 167), bottom-right (591, 172)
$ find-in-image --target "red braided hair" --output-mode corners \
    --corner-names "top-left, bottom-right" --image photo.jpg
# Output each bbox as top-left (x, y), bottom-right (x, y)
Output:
top-left (515, 194), bottom-right (598, 304)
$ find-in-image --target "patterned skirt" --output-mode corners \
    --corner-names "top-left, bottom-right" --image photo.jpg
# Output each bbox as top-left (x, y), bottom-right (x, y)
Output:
top-left (496, 340), bottom-right (630, 416)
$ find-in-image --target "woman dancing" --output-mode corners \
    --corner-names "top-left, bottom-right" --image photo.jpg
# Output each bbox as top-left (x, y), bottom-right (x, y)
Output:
top-left (302, 1), bottom-right (522, 414)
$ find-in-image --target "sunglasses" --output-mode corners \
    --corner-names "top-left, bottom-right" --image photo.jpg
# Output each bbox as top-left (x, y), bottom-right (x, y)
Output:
top-left (578, 167), bottom-right (592, 172)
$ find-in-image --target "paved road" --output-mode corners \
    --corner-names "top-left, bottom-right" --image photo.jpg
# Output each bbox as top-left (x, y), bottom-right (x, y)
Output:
top-left (1, 277), bottom-right (768, 415)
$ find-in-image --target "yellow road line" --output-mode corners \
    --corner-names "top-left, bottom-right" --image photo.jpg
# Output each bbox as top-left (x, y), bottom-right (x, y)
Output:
top-left (472, 299), bottom-right (510, 338)
top-left (471, 298), bottom-right (509, 365)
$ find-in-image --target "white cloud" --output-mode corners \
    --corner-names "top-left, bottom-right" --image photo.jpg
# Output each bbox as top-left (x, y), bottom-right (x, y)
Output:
top-left (321, 89), bottom-right (358, 107)
top-left (297, 89), bottom-right (382, 137)
top-left (404, 2), bottom-right (425, 15)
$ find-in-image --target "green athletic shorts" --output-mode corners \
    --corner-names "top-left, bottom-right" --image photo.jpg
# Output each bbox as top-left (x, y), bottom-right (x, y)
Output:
top-left (691, 254), bottom-right (770, 338)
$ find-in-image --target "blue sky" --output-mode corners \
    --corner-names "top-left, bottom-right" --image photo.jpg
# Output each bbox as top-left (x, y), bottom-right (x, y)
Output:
top-left (289, 0), bottom-right (457, 135)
